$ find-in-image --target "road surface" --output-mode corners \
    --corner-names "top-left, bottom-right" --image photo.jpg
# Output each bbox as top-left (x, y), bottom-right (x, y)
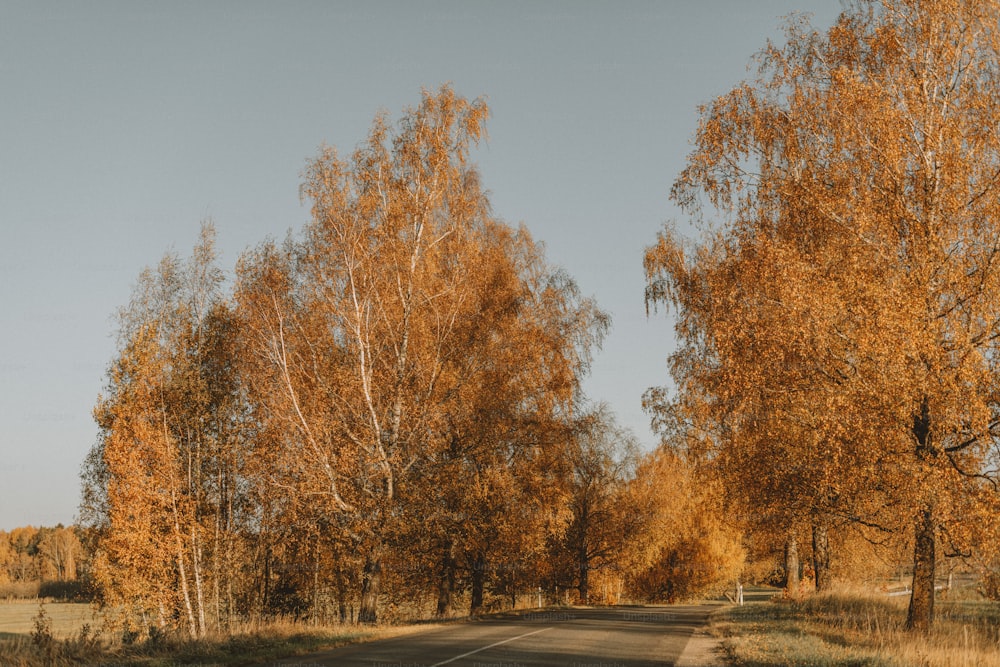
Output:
top-left (259, 604), bottom-right (718, 667)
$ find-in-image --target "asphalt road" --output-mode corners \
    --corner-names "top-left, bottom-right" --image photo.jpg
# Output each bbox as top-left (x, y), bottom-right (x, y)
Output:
top-left (260, 604), bottom-right (716, 667)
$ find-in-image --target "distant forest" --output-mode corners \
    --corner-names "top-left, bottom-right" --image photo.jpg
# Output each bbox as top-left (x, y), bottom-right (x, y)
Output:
top-left (0, 525), bottom-right (91, 601)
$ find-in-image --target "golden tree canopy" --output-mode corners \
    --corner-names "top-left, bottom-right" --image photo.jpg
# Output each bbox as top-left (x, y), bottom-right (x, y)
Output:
top-left (646, 0), bottom-right (1000, 630)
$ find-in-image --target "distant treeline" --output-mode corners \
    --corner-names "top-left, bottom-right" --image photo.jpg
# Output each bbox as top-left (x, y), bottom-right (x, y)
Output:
top-left (0, 525), bottom-right (92, 601)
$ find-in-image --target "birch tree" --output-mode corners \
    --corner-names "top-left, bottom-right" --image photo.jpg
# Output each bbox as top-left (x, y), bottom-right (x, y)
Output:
top-left (236, 86), bottom-right (493, 624)
top-left (235, 88), bottom-right (610, 622)
top-left (85, 223), bottom-right (240, 637)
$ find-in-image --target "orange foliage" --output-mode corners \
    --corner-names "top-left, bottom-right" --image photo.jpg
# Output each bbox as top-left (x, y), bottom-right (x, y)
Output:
top-left (85, 87), bottom-right (613, 634)
top-left (625, 448), bottom-right (744, 602)
top-left (645, 0), bottom-right (1000, 630)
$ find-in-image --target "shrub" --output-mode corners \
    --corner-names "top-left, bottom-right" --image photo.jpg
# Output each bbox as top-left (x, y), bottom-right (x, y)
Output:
top-left (30, 603), bottom-right (54, 660)
top-left (0, 581), bottom-right (41, 600)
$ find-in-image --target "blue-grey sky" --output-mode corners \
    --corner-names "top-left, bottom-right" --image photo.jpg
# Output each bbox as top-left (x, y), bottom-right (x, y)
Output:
top-left (0, 1), bottom-right (840, 530)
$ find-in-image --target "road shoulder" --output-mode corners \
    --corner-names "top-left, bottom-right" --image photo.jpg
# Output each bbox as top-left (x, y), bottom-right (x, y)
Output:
top-left (675, 605), bottom-right (727, 667)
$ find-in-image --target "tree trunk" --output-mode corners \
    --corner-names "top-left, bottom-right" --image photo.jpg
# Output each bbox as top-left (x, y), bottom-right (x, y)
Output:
top-left (213, 463), bottom-right (224, 630)
top-left (171, 489), bottom-right (198, 638)
top-left (176, 541), bottom-right (197, 638)
top-left (261, 543), bottom-right (271, 617)
top-left (812, 523), bottom-right (830, 592)
top-left (906, 507), bottom-right (936, 632)
top-left (435, 543), bottom-right (456, 617)
top-left (784, 534), bottom-right (800, 595)
top-left (192, 527), bottom-right (206, 637)
top-left (335, 566), bottom-right (348, 623)
top-left (907, 397), bottom-right (936, 632)
top-left (192, 431), bottom-right (206, 637)
top-left (576, 499), bottom-right (590, 604)
top-left (225, 473), bottom-right (234, 629)
top-left (470, 553), bottom-right (486, 616)
top-left (312, 543), bottom-right (321, 626)
top-left (358, 550), bottom-right (381, 624)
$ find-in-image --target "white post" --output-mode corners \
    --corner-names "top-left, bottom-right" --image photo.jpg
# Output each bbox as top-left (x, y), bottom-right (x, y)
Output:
top-left (537, 587), bottom-right (542, 608)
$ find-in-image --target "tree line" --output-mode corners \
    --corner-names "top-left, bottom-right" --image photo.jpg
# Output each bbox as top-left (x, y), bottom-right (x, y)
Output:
top-left (645, 0), bottom-right (1000, 633)
top-left (0, 525), bottom-right (88, 599)
top-left (80, 87), bottom-right (740, 639)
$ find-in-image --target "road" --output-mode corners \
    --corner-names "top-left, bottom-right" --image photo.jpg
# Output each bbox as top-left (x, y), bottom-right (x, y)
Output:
top-left (260, 604), bottom-right (717, 667)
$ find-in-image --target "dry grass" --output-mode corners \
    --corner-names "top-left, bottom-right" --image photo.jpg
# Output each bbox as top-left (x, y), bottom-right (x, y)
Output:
top-left (0, 601), bottom-right (444, 667)
top-left (713, 588), bottom-right (1000, 667)
top-left (0, 601), bottom-right (99, 638)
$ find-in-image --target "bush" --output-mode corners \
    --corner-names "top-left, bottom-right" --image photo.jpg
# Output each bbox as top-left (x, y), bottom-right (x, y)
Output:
top-left (30, 603), bottom-right (54, 660)
top-left (979, 567), bottom-right (1000, 601)
top-left (38, 580), bottom-right (88, 602)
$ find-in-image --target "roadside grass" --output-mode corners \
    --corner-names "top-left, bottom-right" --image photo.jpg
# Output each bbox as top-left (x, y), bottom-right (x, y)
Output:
top-left (713, 590), bottom-right (1000, 667)
top-left (0, 602), bottom-right (443, 667)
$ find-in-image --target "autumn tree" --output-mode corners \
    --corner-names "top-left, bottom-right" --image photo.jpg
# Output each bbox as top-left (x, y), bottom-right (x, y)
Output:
top-left (646, 0), bottom-right (1000, 630)
top-left (544, 405), bottom-right (640, 605)
top-left (411, 228), bottom-right (607, 616)
top-left (237, 86), bottom-right (587, 622)
top-left (235, 88), bottom-right (491, 624)
top-left (83, 86), bottom-right (612, 628)
top-left (623, 437), bottom-right (744, 603)
top-left (0, 526), bottom-right (90, 598)
top-left (0, 534), bottom-right (14, 586)
top-left (84, 223), bottom-right (244, 637)
top-left (6, 527), bottom-right (40, 583)
top-left (36, 526), bottom-right (81, 582)
top-left (235, 87), bottom-right (609, 623)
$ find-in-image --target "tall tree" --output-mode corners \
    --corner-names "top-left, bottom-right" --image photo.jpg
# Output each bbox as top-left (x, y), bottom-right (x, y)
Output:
top-left (549, 405), bottom-right (639, 605)
top-left (85, 223), bottom-right (241, 637)
top-left (236, 86), bottom-right (567, 623)
top-left (238, 86), bottom-right (490, 624)
top-left (417, 227), bottom-right (607, 615)
top-left (646, 0), bottom-right (1000, 630)
top-left (84, 87), bottom-right (611, 628)
top-left (235, 89), bottom-right (609, 623)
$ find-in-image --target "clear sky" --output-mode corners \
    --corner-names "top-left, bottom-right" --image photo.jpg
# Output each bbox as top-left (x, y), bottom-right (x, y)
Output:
top-left (0, 1), bottom-right (840, 530)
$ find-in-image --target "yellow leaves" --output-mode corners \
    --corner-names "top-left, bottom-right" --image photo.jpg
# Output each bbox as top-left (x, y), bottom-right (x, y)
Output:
top-left (222, 87), bottom-right (614, 620)
top-left (624, 448), bottom-right (744, 601)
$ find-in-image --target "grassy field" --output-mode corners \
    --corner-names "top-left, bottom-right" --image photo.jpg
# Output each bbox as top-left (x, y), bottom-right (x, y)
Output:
top-left (713, 589), bottom-right (1000, 666)
top-left (0, 599), bottom-right (444, 667)
top-left (0, 600), bottom-right (99, 638)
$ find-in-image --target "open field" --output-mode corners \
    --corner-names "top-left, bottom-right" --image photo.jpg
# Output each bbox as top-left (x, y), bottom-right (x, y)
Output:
top-left (0, 599), bottom-right (446, 667)
top-left (0, 601), bottom-right (99, 639)
top-left (713, 590), bottom-right (1000, 667)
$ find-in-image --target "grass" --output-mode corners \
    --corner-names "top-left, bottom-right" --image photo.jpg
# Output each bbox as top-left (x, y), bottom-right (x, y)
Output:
top-left (0, 600), bottom-right (445, 667)
top-left (712, 589), bottom-right (1000, 667)
top-left (0, 600), bottom-right (99, 637)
